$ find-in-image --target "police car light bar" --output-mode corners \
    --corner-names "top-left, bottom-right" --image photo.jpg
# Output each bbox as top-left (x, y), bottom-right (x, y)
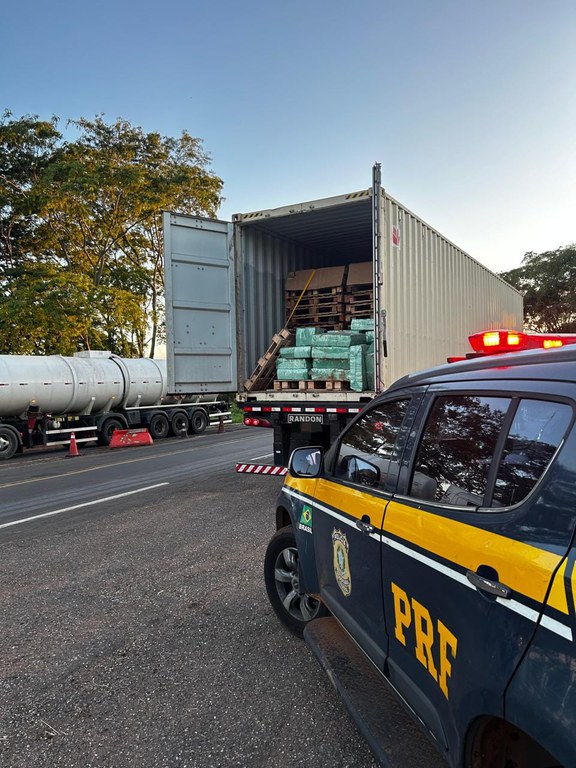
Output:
top-left (468, 329), bottom-right (576, 356)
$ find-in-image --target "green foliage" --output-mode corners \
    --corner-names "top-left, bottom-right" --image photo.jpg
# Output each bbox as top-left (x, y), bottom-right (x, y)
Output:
top-left (499, 245), bottom-right (576, 333)
top-left (0, 112), bottom-right (223, 356)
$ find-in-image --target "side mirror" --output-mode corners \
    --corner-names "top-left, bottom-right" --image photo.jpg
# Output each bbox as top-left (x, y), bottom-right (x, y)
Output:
top-left (289, 446), bottom-right (324, 478)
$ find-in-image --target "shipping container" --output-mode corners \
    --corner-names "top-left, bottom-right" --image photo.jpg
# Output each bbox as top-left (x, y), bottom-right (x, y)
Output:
top-left (164, 164), bottom-right (523, 466)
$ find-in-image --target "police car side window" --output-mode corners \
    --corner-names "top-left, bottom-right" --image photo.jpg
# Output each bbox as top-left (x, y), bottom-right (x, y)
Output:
top-left (334, 399), bottom-right (410, 491)
top-left (409, 395), bottom-right (510, 507)
top-left (493, 399), bottom-right (572, 507)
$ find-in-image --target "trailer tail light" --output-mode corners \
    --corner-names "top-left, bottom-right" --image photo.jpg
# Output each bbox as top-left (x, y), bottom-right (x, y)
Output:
top-left (468, 330), bottom-right (576, 356)
top-left (244, 416), bottom-right (273, 428)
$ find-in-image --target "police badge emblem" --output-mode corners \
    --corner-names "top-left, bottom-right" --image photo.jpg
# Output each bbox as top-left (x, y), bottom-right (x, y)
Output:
top-left (332, 529), bottom-right (351, 596)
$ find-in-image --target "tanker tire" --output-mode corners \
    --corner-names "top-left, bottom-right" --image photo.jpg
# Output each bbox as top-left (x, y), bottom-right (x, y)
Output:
top-left (149, 413), bottom-right (170, 439)
top-left (170, 411), bottom-right (189, 437)
top-left (0, 426), bottom-right (19, 460)
top-left (99, 418), bottom-right (124, 446)
top-left (264, 526), bottom-right (329, 638)
top-left (190, 409), bottom-right (208, 435)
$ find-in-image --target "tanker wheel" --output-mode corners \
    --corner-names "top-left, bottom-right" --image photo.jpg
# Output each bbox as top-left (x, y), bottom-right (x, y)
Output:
top-left (149, 413), bottom-right (170, 440)
top-left (190, 409), bottom-right (208, 435)
top-left (99, 418), bottom-right (124, 446)
top-left (170, 411), bottom-right (189, 437)
top-left (0, 426), bottom-right (19, 460)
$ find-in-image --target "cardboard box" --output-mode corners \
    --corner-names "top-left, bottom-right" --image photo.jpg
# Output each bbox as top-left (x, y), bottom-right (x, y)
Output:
top-left (285, 266), bottom-right (346, 292)
top-left (347, 261), bottom-right (373, 287)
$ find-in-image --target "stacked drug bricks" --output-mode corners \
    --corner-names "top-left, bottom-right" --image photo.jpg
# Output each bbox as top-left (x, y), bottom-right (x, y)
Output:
top-left (274, 319), bottom-right (375, 392)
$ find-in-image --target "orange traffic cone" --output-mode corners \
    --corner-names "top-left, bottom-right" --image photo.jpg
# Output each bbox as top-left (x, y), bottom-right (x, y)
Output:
top-left (218, 416), bottom-right (225, 434)
top-left (68, 431), bottom-right (79, 457)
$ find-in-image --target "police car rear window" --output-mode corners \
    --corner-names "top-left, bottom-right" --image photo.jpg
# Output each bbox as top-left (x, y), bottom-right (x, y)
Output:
top-left (492, 399), bottom-right (572, 507)
top-left (408, 395), bottom-right (572, 509)
top-left (409, 395), bottom-right (508, 506)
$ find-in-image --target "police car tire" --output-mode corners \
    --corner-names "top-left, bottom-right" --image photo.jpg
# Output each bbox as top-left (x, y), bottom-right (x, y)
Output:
top-left (264, 525), bottom-right (328, 638)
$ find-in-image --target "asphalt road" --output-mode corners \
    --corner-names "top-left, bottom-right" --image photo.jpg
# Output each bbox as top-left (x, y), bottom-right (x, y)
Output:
top-left (0, 427), bottom-right (441, 768)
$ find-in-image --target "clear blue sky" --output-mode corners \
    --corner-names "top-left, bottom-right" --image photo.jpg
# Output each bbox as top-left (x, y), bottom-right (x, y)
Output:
top-left (2, 0), bottom-right (575, 273)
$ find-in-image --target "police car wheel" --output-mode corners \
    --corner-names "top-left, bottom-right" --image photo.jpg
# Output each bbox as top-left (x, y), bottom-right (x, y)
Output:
top-left (264, 526), bottom-right (328, 638)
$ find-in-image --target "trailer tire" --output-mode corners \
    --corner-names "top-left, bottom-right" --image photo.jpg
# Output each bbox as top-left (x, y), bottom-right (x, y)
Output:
top-left (170, 411), bottom-right (189, 437)
top-left (99, 418), bottom-right (124, 446)
top-left (149, 413), bottom-right (170, 440)
top-left (264, 526), bottom-right (329, 638)
top-left (0, 425), bottom-right (20, 460)
top-left (189, 409), bottom-right (208, 435)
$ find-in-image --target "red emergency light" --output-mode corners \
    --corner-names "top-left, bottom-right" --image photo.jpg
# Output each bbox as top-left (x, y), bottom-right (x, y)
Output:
top-left (468, 330), bottom-right (576, 356)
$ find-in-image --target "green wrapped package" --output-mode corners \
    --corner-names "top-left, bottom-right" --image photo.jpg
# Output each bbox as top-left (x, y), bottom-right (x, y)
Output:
top-left (312, 358), bottom-right (350, 371)
top-left (311, 368), bottom-right (349, 381)
top-left (312, 347), bottom-right (352, 360)
top-left (276, 359), bottom-right (311, 380)
top-left (279, 346), bottom-right (312, 359)
top-left (349, 344), bottom-right (368, 392)
top-left (350, 319), bottom-right (374, 332)
top-left (365, 331), bottom-right (375, 344)
top-left (295, 327), bottom-right (320, 346)
top-left (312, 332), bottom-right (366, 348)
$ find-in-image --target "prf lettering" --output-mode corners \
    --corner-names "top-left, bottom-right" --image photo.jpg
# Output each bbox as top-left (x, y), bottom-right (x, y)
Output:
top-left (391, 582), bottom-right (458, 700)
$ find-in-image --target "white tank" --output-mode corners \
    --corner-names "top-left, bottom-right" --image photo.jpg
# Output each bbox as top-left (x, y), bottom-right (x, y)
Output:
top-left (0, 353), bottom-right (168, 418)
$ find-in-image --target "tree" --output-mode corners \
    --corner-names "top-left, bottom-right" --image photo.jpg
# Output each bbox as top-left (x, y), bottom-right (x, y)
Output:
top-left (0, 111), bottom-right (61, 269)
top-left (0, 113), bottom-right (223, 356)
top-left (499, 245), bottom-right (576, 333)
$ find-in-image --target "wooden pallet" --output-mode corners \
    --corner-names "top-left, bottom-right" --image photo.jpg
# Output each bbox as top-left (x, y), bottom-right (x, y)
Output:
top-left (286, 296), bottom-right (344, 311)
top-left (287, 306), bottom-right (345, 319)
top-left (244, 329), bottom-right (294, 391)
top-left (346, 282), bottom-right (372, 293)
top-left (344, 300), bottom-right (373, 315)
top-left (344, 290), bottom-right (372, 304)
top-left (345, 311), bottom-right (372, 322)
top-left (274, 379), bottom-right (350, 391)
top-left (286, 285), bottom-right (344, 298)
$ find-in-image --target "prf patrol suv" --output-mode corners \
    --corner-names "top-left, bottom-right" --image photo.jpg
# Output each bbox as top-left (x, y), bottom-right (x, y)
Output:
top-left (264, 337), bottom-right (576, 768)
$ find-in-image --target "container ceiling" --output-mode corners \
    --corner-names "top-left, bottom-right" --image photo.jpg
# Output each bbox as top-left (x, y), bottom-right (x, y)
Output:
top-left (237, 197), bottom-right (373, 262)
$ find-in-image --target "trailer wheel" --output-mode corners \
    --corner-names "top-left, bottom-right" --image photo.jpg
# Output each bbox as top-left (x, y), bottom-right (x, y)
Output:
top-left (0, 426), bottom-right (20, 460)
top-left (190, 409), bottom-right (208, 435)
top-left (264, 526), bottom-right (328, 638)
top-left (170, 411), bottom-right (189, 437)
top-left (99, 417), bottom-right (124, 446)
top-left (149, 413), bottom-right (170, 439)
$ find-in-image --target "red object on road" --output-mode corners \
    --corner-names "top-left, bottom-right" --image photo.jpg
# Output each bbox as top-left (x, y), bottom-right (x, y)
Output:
top-left (68, 431), bottom-right (79, 457)
top-left (109, 428), bottom-right (153, 449)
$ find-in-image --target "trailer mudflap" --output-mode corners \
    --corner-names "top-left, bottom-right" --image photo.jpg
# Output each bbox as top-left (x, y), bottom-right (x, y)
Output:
top-left (304, 617), bottom-right (448, 768)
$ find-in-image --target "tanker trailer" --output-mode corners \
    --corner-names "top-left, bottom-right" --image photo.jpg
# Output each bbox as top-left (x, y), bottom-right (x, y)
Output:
top-left (0, 351), bottom-right (229, 459)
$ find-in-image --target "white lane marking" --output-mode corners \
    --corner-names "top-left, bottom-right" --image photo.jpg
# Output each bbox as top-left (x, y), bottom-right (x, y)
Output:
top-left (0, 483), bottom-right (169, 530)
top-left (249, 453), bottom-right (274, 461)
top-left (0, 430), bottom-right (263, 490)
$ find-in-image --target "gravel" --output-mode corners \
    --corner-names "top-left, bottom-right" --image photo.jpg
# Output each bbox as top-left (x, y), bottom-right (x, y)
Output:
top-left (0, 470), bottom-right (378, 768)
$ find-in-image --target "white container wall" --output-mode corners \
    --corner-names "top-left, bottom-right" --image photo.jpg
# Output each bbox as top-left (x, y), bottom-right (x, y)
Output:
top-left (379, 194), bottom-right (523, 388)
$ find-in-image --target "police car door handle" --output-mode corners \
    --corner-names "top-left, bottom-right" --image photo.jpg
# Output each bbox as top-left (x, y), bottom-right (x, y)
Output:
top-left (466, 570), bottom-right (512, 599)
top-left (355, 516), bottom-right (374, 535)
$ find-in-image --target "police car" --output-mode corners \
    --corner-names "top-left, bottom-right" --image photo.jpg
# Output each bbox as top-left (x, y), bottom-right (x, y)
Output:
top-left (264, 334), bottom-right (576, 768)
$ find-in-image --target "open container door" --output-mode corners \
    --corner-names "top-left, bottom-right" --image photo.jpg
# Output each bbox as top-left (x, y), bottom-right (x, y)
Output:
top-left (163, 212), bottom-right (236, 395)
